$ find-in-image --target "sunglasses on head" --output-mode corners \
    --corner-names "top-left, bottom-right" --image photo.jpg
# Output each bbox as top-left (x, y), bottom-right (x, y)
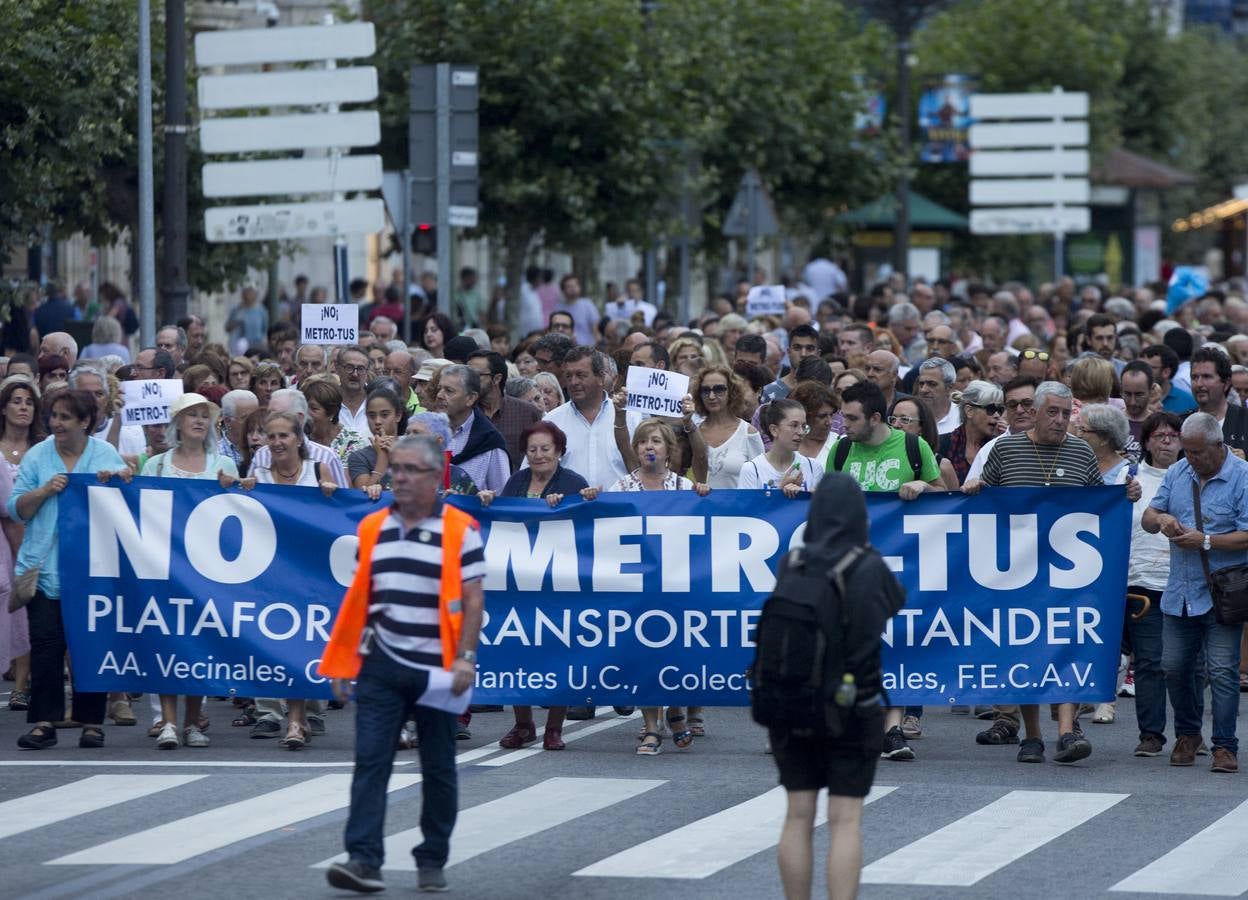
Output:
top-left (1020, 349), bottom-right (1051, 361)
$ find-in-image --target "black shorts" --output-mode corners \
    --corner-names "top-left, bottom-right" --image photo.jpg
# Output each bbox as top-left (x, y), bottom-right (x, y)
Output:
top-left (769, 708), bottom-right (884, 798)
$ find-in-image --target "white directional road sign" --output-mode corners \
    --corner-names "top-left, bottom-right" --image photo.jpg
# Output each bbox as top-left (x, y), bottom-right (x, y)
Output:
top-left (970, 149), bottom-right (1089, 177)
top-left (969, 91), bottom-right (1089, 120)
top-left (967, 122), bottom-right (1089, 150)
top-left (200, 112), bottom-right (380, 154)
top-left (970, 207), bottom-right (1091, 235)
top-left (970, 178), bottom-right (1090, 206)
top-left (204, 199), bottom-right (385, 243)
top-left (198, 68), bottom-right (378, 110)
top-left (203, 157), bottom-right (384, 199)
top-left (194, 22), bottom-right (375, 66)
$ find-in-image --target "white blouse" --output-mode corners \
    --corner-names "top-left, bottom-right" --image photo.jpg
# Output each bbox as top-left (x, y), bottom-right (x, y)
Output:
top-left (704, 419), bottom-right (764, 490)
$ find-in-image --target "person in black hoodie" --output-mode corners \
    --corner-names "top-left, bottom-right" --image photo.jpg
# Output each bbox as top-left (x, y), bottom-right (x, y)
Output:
top-left (772, 472), bottom-right (905, 900)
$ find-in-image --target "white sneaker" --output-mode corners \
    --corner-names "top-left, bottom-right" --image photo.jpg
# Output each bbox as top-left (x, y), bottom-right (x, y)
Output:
top-left (156, 722), bottom-right (179, 750)
top-left (183, 724), bottom-right (210, 747)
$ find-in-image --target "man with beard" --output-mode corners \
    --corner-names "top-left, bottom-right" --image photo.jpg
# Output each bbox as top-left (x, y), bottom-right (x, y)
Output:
top-left (1190, 348), bottom-right (1248, 457)
top-left (1120, 360), bottom-right (1155, 461)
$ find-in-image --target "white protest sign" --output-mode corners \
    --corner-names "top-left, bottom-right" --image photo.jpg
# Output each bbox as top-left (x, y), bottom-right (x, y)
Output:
top-left (121, 380), bottom-right (184, 426)
top-left (745, 284), bottom-right (787, 318)
top-left (301, 303), bottom-right (359, 345)
top-left (625, 367), bottom-right (690, 418)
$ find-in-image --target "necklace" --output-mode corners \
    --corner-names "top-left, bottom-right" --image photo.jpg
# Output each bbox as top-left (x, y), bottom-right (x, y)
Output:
top-left (1028, 433), bottom-right (1065, 486)
top-left (273, 462), bottom-right (301, 482)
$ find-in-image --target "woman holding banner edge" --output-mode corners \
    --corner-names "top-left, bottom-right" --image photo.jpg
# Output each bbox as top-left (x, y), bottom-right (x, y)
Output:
top-left (9, 388), bottom-right (126, 750)
top-left (478, 421), bottom-right (598, 751)
top-left (606, 418), bottom-right (711, 756)
top-left (133, 393), bottom-right (241, 750)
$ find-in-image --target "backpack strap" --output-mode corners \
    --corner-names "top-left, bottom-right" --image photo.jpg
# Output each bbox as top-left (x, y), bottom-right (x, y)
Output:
top-left (828, 545), bottom-right (866, 630)
top-left (832, 438), bottom-right (851, 472)
top-left (903, 431), bottom-right (923, 482)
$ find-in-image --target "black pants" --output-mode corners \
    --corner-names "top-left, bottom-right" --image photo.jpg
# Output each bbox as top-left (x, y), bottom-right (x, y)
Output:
top-left (28, 591), bottom-right (106, 726)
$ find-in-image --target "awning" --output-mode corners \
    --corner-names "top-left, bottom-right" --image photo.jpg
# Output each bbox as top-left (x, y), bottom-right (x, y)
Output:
top-left (835, 192), bottom-right (968, 230)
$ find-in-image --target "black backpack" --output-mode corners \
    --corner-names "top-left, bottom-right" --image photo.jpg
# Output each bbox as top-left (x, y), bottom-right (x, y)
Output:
top-left (831, 430), bottom-right (923, 482)
top-left (750, 544), bottom-right (867, 738)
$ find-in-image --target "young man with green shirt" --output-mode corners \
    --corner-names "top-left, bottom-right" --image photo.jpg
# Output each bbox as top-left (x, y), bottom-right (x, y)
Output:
top-left (826, 380), bottom-right (944, 760)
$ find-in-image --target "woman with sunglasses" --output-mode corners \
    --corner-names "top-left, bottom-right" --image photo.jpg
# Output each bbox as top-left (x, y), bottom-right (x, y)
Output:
top-left (690, 366), bottom-right (763, 489)
top-left (941, 380), bottom-right (1005, 485)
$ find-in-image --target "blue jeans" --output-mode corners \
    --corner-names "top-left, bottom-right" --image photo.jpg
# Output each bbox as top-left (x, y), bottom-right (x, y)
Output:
top-left (1126, 586), bottom-right (1166, 742)
top-left (342, 649), bottom-right (459, 869)
top-left (1162, 611), bottom-right (1241, 755)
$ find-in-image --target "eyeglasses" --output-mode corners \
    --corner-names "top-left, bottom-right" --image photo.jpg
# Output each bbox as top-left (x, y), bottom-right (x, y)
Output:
top-left (338, 364), bottom-right (368, 375)
top-left (1020, 349), bottom-right (1051, 361)
top-left (888, 415), bottom-right (919, 426)
top-left (781, 421), bottom-right (810, 434)
top-left (971, 403), bottom-right (1006, 416)
top-left (699, 384), bottom-right (728, 396)
top-left (1149, 431), bottom-right (1180, 442)
top-left (1005, 398), bottom-right (1034, 410)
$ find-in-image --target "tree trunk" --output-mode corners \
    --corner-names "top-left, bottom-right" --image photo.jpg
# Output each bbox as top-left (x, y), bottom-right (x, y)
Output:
top-left (503, 228), bottom-right (534, 337)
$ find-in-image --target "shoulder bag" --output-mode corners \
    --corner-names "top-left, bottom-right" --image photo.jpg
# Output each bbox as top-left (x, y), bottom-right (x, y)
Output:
top-left (1192, 479), bottom-right (1248, 625)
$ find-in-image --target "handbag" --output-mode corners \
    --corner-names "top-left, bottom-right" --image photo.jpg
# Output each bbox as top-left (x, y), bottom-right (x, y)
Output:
top-left (1192, 480), bottom-right (1248, 626)
top-left (9, 563), bottom-right (42, 613)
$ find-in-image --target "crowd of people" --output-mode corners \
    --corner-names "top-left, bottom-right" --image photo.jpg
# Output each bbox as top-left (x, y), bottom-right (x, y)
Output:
top-left (2, 264), bottom-right (1247, 775)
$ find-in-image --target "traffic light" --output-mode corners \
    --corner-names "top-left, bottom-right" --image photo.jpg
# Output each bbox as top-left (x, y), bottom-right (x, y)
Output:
top-left (413, 223), bottom-right (436, 256)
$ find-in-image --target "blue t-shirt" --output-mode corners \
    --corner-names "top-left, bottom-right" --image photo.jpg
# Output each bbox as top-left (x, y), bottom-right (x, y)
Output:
top-left (1162, 387), bottom-right (1196, 414)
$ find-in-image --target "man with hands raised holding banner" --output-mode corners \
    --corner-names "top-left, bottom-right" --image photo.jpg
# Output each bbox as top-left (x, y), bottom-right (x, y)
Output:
top-left (321, 433), bottom-right (485, 895)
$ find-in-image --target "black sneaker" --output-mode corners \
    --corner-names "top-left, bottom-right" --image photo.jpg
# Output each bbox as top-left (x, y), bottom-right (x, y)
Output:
top-left (1054, 731), bottom-right (1092, 763)
top-left (327, 859), bottom-right (385, 893)
top-left (417, 866), bottom-right (448, 892)
top-left (976, 719), bottom-right (1020, 745)
top-left (1017, 737), bottom-right (1045, 763)
top-left (565, 706), bottom-right (596, 720)
top-left (249, 718), bottom-right (282, 739)
top-left (881, 726), bottom-right (915, 760)
top-left (613, 706), bottom-right (636, 716)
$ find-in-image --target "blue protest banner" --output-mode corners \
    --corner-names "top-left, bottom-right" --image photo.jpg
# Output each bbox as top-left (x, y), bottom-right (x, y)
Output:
top-left (59, 476), bottom-right (1129, 706)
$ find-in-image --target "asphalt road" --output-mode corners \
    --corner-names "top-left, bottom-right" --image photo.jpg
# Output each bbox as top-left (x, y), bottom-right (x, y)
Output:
top-left (0, 691), bottom-right (1244, 899)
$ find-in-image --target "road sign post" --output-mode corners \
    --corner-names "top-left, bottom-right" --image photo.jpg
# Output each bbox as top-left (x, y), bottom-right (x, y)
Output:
top-left (722, 168), bottom-right (779, 284)
top-left (969, 87), bottom-right (1090, 278)
top-left (195, 20), bottom-right (384, 301)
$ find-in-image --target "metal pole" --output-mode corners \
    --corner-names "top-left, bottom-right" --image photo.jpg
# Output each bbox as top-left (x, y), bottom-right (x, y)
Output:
top-left (1052, 86), bottom-right (1065, 280)
top-left (746, 177), bottom-right (757, 285)
top-left (435, 63), bottom-right (452, 319)
top-left (161, 0), bottom-right (190, 327)
top-left (323, 13), bottom-right (350, 305)
top-left (137, 0), bottom-right (157, 347)
top-left (894, 17), bottom-right (912, 281)
top-left (401, 170), bottom-right (413, 342)
top-left (645, 246), bottom-right (658, 309)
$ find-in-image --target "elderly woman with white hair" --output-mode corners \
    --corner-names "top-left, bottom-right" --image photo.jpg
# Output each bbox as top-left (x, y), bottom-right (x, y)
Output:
top-left (406, 411), bottom-right (477, 497)
top-left (137, 393), bottom-right (241, 749)
top-left (943, 380), bottom-right (1005, 485)
top-left (79, 314), bottom-right (131, 363)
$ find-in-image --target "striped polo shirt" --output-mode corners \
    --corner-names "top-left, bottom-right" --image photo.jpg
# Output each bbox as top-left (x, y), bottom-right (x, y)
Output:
top-left (368, 504), bottom-right (486, 671)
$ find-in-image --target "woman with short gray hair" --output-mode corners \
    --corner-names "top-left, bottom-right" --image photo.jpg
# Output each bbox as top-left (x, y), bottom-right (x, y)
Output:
top-left (944, 380), bottom-right (1004, 485)
top-left (80, 315), bottom-right (131, 364)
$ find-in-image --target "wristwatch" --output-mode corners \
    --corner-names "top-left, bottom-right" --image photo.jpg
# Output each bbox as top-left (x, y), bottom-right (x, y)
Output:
top-left (458, 650), bottom-right (477, 662)
top-left (1204, 533), bottom-right (1213, 552)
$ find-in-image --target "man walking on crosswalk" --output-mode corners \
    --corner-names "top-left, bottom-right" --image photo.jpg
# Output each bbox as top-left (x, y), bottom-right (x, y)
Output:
top-left (320, 434), bottom-right (486, 893)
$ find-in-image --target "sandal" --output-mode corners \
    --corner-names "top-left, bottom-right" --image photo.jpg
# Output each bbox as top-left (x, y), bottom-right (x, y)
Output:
top-left (636, 731), bottom-right (662, 756)
top-left (280, 722), bottom-right (307, 750)
top-left (232, 707), bottom-right (258, 727)
top-left (498, 722), bottom-right (537, 749)
top-left (8, 689), bottom-right (28, 711)
top-left (543, 728), bottom-right (565, 751)
top-left (687, 715), bottom-right (705, 737)
top-left (17, 725), bottom-right (57, 750)
top-left (148, 720), bottom-right (167, 738)
top-left (79, 727), bottom-right (105, 749)
top-left (666, 712), bottom-right (694, 749)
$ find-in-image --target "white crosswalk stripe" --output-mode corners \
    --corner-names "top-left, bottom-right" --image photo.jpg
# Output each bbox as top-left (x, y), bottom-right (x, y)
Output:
top-left (46, 773), bottom-right (420, 866)
top-left (314, 776), bottom-right (665, 871)
top-left (0, 774), bottom-right (204, 840)
top-left (860, 789), bottom-right (1127, 886)
top-left (1109, 797), bottom-right (1248, 896)
top-left (574, 785), bottom-right (897, 880)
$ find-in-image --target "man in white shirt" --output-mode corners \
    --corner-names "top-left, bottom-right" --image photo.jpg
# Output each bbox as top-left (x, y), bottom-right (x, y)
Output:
top-left (915, 358), bottom-right (961, 435)
top-left (248, 388), bottom-right (348, 487)
top-left (518, 267), bottom-right (545, 337)
top-left (604, 278), bottom-right (657, 327)
top-left (801, 253), bottom-right (848, 301)
top-left (540, 347), bottom-right (634, 488)
top-left (335, 345), bottom-right (372, 436)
